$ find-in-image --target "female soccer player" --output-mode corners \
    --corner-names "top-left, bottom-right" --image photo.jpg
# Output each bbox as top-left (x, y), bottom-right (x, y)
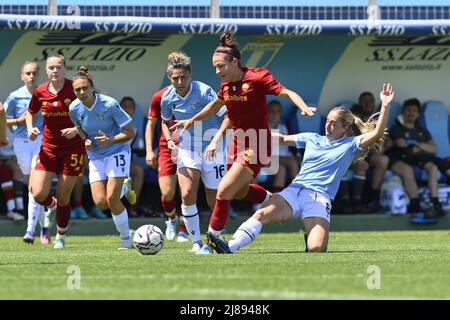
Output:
top-left (207, 83), bottom-right (395, 254)
top-left (161, 52), bottom-right (230, 253)
top-left (172, 31), bottom-right (316, 244)
top-left (69, 67), bottom-right (135, 249)
top-left (146, 87), bottom-right (189, 242)
top-left (26, 54), bottom-right (85, 249)
top-left (4, 61), bottom-right (50, 244)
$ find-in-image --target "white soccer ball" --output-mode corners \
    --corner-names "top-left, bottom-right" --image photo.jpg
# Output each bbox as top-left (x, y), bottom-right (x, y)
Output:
top-left (133, 224), bottom-right (164, 255)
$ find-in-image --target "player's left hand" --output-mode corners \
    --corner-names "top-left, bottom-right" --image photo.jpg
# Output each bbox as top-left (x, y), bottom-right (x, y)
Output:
top-left (94, 130), bottom-right (112, 147)
top-left (61, 127), bottom-right (78, 139)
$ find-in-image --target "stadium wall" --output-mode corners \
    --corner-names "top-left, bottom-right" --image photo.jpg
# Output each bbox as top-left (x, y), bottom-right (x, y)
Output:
top-left (1, 16), bottom-right (450, 117)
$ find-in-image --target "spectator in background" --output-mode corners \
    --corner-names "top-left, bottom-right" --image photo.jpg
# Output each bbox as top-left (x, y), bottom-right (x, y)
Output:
top-left (386, 98), bottom-right (448, 223)
top-left (120, 96), bottom-right (145, 217)
top-left (268, 100), bottom-right (299, 193)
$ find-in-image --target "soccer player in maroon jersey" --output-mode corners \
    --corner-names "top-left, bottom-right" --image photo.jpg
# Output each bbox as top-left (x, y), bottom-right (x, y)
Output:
top-left (172, 31), bottom-right (317, 244)
top-left (145, 87), bottom-right (188, 242)
top-left (26, 54), bottom-right (85, 249)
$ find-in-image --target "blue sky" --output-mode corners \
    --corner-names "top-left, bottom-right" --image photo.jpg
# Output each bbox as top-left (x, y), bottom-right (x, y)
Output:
top-left (5, 1), bottom-right (450, 6)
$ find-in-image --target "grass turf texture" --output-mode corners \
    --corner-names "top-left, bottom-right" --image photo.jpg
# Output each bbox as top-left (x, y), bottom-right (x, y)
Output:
top-left (0, 231), bottom-right (449, 299)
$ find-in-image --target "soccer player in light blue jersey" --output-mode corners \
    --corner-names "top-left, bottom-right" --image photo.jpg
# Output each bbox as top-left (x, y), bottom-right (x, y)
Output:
top-left (69, 67), bottom-right (136, 249)
top-left (208, 83), bottom-right (395, 254)
top-left (160, 52), bottom-right (230, 254)
top-left (4, 61), bottom-right (50, 244)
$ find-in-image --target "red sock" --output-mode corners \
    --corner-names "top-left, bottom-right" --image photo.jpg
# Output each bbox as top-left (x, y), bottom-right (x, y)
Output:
top-left (178, 219), bottom-right (187, 234)
top-left (56, 204), bottom-right (71, 229)
top-left (39, 193), bottom-right (56, 207)
top-left (161, 197), bottom-right (176, 219)
top-left (74, 200), bottom-right (82, 207)
top-left (243, 184), bottom-right (268, 204)
top-left (209, 199), bottom-right (230, 232)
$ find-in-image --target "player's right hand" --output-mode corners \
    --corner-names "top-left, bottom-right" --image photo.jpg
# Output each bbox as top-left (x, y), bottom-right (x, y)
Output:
top-left (170, 118), bottom-right (193, 137)
top-left (28, 127), bottom-right (40, 141)
top-left (167, 139), bottom-right (177, 150)
top-left (146, 150), bottom-right (157, 169)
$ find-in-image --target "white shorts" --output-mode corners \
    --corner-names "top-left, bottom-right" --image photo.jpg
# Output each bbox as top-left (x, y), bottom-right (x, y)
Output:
top-left (13, 136), bottom-right (42, 175)
top-left (278, 185), bottom-right (332, 223)
top-left (89, 150), bottom-right (131, 183)
top-left (177, 148), bottom-right (226, 190)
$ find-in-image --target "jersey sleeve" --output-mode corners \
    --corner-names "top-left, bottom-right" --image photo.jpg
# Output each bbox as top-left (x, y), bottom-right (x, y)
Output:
top-left (293, 132), bottom-right (317, 149)
top-left (112, 101), bottom-right (132, 128)
top-left (148, 92), bottom-right (162, 119)
top-left (260, 69), bottom-right (284, 96)
top-left (27, 90), bottom-right (41, 114)
top-left (216, 105), bottom-right (227, 118)
top-left (3, 95), bottom-right (15, 118)
top-left (203, 86), bottom-right (217, 104)
top-left (68, 105), bottom-right (81, 128)
top-left (160, 95), bottom-right (172, 121)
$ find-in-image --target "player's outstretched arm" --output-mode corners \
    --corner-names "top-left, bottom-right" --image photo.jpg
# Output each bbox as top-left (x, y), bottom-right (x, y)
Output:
top-left (170, 98), bottom-right (225, 133)
top-left (278, 88), bottom-right (317, 116)
top-left (271, 131), bottom-right (297, 147)
top-left (360, 83), bottom-right (394, 149)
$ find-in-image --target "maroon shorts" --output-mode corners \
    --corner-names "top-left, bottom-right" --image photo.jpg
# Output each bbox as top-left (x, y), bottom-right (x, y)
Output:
top-left (157, 140), bottom-right (177, 178)
top-left (35, 147), bottom-right (85, 176)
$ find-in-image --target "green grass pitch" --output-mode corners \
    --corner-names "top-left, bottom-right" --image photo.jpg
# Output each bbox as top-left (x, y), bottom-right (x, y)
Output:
top-left (0, 231), bottom-right (449, 299)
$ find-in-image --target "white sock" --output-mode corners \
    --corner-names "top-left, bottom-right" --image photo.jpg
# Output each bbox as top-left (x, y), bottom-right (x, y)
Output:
top-left (7, 199), bottom-right (15, 212)
top-left (181, 204), bottom-right (201, 243)
top-left (228, 217), bottom-right (263, 253)
top-left (15, 197), bottom-right (24, 211)
top-left (120, 183), bottom-right (128, 199)
top-left (207, 225), bottom-right (222, 236)
top-left (27, 192), bottom-right (43, 233)
top-left (38, 206), bottom-right (45, 228)
top-left (112, 209), bottom-right (131, 241)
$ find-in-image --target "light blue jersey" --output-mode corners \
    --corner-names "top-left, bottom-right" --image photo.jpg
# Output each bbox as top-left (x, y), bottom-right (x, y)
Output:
top-left (69, 93), bottom-right (132, 160)
top-left (4, 86), bottom-right (43, 139)
top-left (290, 133), bottom-right (364, 200)
top-left (161, 80), bottom-right (226, 152)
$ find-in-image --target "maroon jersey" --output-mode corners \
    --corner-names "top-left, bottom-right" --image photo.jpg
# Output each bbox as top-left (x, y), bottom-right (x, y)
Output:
top-left (28, 79), bottom-right (84, 152)
top-left (218, 67), bottom-right (284, 176)
top-left (148, 86), bottom-right (169, 145)
top-left (148, 87), bottom-right (176, 177)
top-left (217, 67), bottom-right (284, 131)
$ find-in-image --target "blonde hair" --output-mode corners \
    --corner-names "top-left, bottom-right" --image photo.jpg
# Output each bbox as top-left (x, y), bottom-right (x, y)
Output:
top-left (167, 52), bottom-right (191, 75)
top-left (330, 106), bottom-right (385, 160)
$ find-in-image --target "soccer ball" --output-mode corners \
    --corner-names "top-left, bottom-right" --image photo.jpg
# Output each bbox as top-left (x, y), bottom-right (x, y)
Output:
top-left (133, 224), bottom-right (164, 255)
